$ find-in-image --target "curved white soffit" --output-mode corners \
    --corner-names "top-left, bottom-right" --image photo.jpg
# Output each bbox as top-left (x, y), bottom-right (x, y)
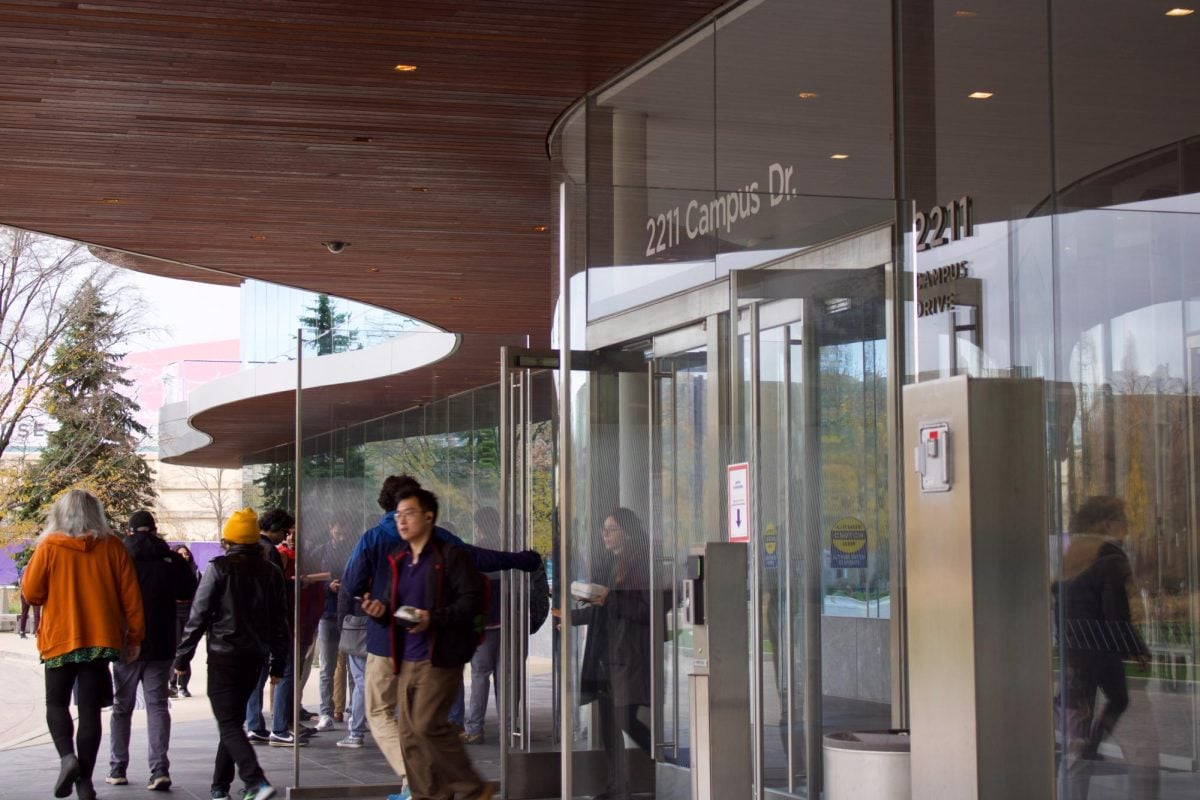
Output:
top-left (183, 328), bottom-right (460, 433)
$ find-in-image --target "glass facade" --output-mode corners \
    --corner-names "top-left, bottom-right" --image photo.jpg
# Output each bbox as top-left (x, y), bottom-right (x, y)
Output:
top-left (216, 0), bottom-right (1200, 797)
top-left (544, 0), bottom-right (1200, 798)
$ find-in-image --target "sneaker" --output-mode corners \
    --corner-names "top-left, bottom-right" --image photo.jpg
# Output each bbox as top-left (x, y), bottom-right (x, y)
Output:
top-left (243, 783), bottom-right (276, 800)
top-left (168, 688), bottom-right (179, 699)
top-left (385, 788), bottom-right (411, 800)
top-left (179, 688), bottom-right (192, 698)
top-left (333, 711), bottom-right (344, 723)
top-left (246, 729), bottom-right (271, 744)
top-left (459, 730), bottom-right (484, 745)
top-left (298, 724), bottom-right (318, 738)
top-left (316, 714), bottom-right (335, 731)
top-left (148, 773), bottom-right (172, 791)
top-left (211, 790), bottom-right (231, 800)
top-left (336, 734), bottom-right (364, 748)
top-left (105, 767), bottom-right (128, 785)
top-left (268, 731), bottom-right (307, 747)
top-left (298, 707), bottom-right (317, 722)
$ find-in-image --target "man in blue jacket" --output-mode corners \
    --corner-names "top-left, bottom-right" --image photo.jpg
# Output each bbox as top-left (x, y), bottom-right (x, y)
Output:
top-left (343, 475), bottom-right (538, 796)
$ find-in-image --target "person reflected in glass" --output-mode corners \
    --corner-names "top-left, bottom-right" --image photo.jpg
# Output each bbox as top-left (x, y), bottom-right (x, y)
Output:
top-left (1059, 495), bottom-right (1153, 797)
top-left (561, 507), bottom-right (652, 800)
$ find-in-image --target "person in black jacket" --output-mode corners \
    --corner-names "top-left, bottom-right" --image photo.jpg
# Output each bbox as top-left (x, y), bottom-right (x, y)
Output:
top-left (106, 510), bottom-right (198, 791)
top-left (562, 508), bottom-right (652, 800)
top-left (169, 544), bottom-right (202, 698)
top-left (176, 508), bottom-right (288, 800)
top-left (362, 487), bottom-right (494, 800)
top-left (1059, 495), bottom-right (1152, 798)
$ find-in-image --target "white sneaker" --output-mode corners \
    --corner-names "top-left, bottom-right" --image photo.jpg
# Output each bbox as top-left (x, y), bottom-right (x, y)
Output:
top-left (316, 714), bottom-right (335, 731)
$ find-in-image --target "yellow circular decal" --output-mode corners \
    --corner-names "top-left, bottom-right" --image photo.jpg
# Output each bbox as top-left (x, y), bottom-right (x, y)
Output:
top-left (830, 517), bottom-right (867, 567)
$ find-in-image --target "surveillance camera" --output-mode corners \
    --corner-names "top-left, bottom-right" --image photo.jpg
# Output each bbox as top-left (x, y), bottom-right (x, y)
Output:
top-left (322, 241), bottom-right (349, 254)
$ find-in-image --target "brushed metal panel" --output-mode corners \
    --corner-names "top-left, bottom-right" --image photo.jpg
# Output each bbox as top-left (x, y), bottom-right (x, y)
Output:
top-left (904, 376), bottom-right (1054, 800)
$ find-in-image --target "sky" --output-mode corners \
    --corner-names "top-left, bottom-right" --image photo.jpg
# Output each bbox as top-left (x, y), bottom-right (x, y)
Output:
top-left (121, 270), bottom-right (241, 351)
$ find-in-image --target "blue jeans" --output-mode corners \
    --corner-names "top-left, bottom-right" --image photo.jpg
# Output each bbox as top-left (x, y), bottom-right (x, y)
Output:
top-left (271, 649), bottom-right (297, 735)
top-left (465, 629), bottom-right (500, 736)
top-left (244, 661), bottom-right (269, 734)
top-left (448, 680), bottom-right (465, 728)
top-left (346, 654), bottom-right (369, 736)
top-left (317, 618), bottom-right (340, 717)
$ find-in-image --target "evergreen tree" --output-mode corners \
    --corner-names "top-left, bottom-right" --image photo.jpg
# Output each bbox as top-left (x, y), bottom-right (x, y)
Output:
top-left (299, 293), bottom-right (358, 356)
top-left (15, 283), bottom-right (155, 523)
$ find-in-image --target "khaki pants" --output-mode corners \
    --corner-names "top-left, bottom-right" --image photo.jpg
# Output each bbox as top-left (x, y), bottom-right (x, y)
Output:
top-left (398, 659), bottom-right (485, 800)
top-left (365, 653), bottom-right (406, 778)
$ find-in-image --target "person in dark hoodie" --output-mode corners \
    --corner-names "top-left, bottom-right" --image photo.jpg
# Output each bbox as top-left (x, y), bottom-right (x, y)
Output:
top-left (343, 475), bottom-right (540, 794)
top-left (106, 511), bottom-right (198, 791)
top-left (176, 508), bottom-right (289, 800)
top-left (361, 486), bottom-right (494, 800)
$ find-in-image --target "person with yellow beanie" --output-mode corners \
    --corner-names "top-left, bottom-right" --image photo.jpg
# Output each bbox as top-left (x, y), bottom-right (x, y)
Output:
top-left (175, 508), bottom-right (288, 800)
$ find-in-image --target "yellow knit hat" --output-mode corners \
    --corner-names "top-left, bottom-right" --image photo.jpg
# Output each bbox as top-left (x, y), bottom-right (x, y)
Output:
top-left (223, 508), bottom-right (260, 545)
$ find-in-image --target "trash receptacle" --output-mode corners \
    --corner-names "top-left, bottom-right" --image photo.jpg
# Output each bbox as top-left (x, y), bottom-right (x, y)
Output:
top-left (823, 729), bottom-right (910, 800)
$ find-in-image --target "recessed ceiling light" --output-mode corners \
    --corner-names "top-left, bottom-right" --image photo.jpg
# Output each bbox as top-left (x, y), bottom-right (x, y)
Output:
top-left (532, 225), bottom-right (548, 232)
top-left (797, 91), bottom-right (819, 99)
top-left (830, 154), bottom-right (850, 160)
top-left (411, 187), bottom-right (429, 192)
top-left (354, 136), bottom-right (374, 143)
top-left (366, 267), bottom-right (380, 273)
top-left (1165, 7), bottom-right (1194, 14)
top-left (101, 197), bottom-right (121, 204)
top-left (968, 91), bottom-right (994, 99)
top-left (954, 9), bottom-right (978, 17)
top-left (394, 64), bottom-right (418, 72)
top-left (250, 234), bottom-right (267, 241)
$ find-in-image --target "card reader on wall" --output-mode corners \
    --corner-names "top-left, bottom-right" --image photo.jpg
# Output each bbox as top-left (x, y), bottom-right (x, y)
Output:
top-left (915, 421), bottom-right (951, 492)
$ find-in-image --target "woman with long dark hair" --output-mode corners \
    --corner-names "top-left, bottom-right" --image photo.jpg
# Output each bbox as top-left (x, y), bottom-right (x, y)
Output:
top-left (169, 544), bottom-right (201, 698)
top-left (569, 507), bottom-right (652, 800)
top-left (21, 489), bottom-right (145, 799)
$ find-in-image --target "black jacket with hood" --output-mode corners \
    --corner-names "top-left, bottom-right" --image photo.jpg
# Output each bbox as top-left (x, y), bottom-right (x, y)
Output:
top-left (370, 535), bottom-right (484, 671)
top-left (124, 531), bottom-right (198, 662)
top-left (175, 542), bottom-right (289, 676)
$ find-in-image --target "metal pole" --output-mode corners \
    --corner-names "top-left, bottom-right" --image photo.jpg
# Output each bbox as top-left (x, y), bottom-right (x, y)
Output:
top-left (498, 346), bottom-right (510, 788)
top-left (802, 306), bottom-right (824, 796)
top-left (556, 180), bottom-right (574, 800)
top-left (293, 328), bottom-right (303, 788)
top-left (783, 325), bottom-right (797, 792)
top-left (647, 361), bottom-right (662, 757)
top-left (749, 303), bottom-right (764, 800)
top-left (522, 368), bottom-right (533, 741)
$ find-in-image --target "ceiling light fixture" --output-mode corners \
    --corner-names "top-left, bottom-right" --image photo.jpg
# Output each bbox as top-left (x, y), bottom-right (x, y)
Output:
top-left (532, 225), bottom-right (548, 232)
top-left (394, 64), bottom-right (418, 72)
top-left (411, 187), bottom-right (429, 192)
top-left (1165, 7), bottom-right (1195, 14)
top-left (101, 197), bottom-right (121, 204)
top-left (366, 267), bottom-right (380, 273)
top-left (797, 91), bottom-right (819, 99)
top-left (968, 91), bottom-right (994, 99)
top-left (954, 9), bottom-right (978, 17)
top-left (250, 234), bottom-right (267, 241)
top-left (830, 154), bottom-right (850, 160)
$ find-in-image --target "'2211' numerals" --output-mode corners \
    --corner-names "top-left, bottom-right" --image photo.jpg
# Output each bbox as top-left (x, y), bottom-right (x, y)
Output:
top-left (914, 196), bottom-right (972, 252)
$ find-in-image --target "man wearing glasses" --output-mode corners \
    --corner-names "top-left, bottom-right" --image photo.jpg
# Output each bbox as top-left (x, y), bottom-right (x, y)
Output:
top-left (361, 488), bottom-right (494, 800)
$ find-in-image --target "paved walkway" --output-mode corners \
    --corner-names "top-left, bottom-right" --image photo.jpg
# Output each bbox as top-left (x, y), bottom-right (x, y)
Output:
top-left (0, 633), bottom-right (504, 800)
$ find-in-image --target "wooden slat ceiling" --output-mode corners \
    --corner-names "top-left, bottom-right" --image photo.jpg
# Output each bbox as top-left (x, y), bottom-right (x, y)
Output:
top-left (0, 0), bottom-right (722, 464)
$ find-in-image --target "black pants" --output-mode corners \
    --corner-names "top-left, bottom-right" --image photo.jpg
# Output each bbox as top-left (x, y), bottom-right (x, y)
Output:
top-left (18, 598), bottom-right (40, 634)
top-left (45, 659), bottom-right (114, 781)
top-left (598, 696), bottom-right (651, 799)
top-left (1066, 650), bottom-right (1130, 752)
top-left (168, 613), bottom-right (191, 692)
top-left (208, 657), bottom-right (269, 793)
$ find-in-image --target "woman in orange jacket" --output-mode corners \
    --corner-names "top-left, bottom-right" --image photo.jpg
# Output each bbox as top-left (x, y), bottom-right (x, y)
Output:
top-left (22, 488), bottom-right (145, 800)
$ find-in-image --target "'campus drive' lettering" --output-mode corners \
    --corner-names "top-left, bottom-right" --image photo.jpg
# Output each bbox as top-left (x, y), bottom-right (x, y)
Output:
top-left (916, 260), bottom-right (969, 318)
top-left (645, 162), bottom-right (797, 257)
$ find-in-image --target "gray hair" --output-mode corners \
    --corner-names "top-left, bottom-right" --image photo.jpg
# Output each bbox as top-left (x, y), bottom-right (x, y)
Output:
top-left (41, 488), bottom-right (113, 540)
